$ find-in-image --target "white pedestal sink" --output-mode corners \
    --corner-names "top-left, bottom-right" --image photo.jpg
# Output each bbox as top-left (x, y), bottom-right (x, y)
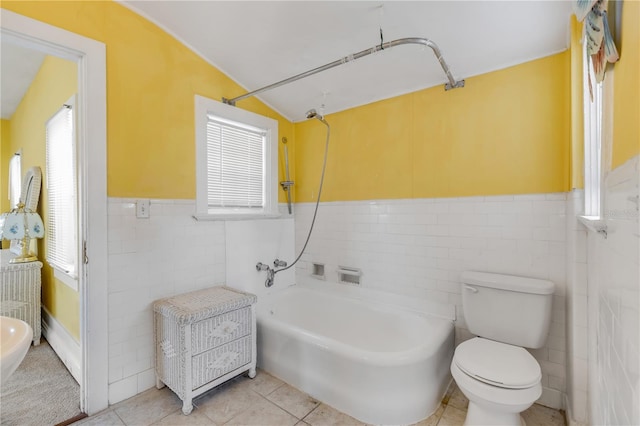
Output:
top-left (1, 316), bottom-right (33, 384)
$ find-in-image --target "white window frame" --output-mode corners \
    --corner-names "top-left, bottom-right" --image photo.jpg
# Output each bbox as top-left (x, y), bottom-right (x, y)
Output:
top-left (8, 151), bottom-right (22, 209)
top-left (194, 95), bottom-right (278, 220)
top-left (45, 95), bottom-right (79, 291)
top-left (582, 44), bottom-right (603, 219)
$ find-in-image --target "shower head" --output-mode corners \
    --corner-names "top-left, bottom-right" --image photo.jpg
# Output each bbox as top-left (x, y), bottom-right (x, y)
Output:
top-left (305, 109), bottom-right (322, 120)
top-left (305, 109), bottom-right (328, 125)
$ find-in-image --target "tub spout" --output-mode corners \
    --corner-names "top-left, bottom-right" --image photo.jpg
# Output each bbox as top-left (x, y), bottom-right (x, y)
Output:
top-left (264, 267), bottom-right (275, 287)
top-left (256, 262), bottom-right (275, 287)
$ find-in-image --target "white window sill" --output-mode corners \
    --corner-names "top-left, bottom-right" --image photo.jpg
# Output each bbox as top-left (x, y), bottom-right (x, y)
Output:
top-left (192, 213), bottom-right (282, 221)
top-left (52, 265), bottom-right (79, 291)
top-left (577, 215), bottom-right (608, 237)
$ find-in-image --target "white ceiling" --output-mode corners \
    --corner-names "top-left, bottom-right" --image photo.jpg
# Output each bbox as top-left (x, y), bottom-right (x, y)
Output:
top-left (1, 2), bottom-right (574, 123)
top-left (1, 42), bottom-right (46, 119)
top-left (121, 1), bottom-right (573, 122)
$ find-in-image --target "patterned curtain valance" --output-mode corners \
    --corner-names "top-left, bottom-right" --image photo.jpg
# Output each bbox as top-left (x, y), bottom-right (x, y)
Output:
top-left (574, 0), bottom-right (620, 83)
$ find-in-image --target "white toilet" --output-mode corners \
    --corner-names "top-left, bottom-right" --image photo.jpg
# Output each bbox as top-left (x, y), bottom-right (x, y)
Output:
top-left (451, 271), bottom-right (555, 426)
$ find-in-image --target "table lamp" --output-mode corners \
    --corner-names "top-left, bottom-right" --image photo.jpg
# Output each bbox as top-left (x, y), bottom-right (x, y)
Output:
top-left (0, 202), bottom-right (45, 264)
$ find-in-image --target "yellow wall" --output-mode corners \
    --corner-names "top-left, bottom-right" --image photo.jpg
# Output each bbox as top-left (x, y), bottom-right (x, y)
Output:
top-left (570, 17), bottom-right (584, 189)
top-left (8, 55), bottom-right (80, 339)
top-left (0, 0), bottom-right (299, 338)
top-left (0, 119), bottom-right (10, 216)
top-left (569, 1), bottom-right (639, 179)
top-left (611, 0), bottom-right (640, 168)
top-left (0, 2), bottom-right (631, 344)
top-left (294, 52), bottom-right (571, 202)
top-left (1, 1), bottom-right (294, 201)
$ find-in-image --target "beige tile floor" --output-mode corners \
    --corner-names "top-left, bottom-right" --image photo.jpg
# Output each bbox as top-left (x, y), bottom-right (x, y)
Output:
top-left (75, 370), bottom-right (566, 426)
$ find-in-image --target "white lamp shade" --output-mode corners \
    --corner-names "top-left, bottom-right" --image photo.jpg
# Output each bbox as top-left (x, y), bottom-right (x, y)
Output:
top-left (0, 211), bottom-right (45, 240)
top-left (0, 213), bottom-right (6, 240)
top-left (26, 212), bottom-right (45, 238)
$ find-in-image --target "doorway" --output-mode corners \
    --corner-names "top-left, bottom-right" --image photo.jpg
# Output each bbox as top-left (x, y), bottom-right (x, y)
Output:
top-left (0, 8), bottom-right (108, 415)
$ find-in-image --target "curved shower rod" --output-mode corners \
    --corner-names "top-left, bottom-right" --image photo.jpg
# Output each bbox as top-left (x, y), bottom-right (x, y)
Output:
top-left (222, 37), bottom-right (465, 107)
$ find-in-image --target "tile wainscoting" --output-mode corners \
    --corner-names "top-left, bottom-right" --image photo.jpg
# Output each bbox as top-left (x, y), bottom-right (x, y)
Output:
top-left (586, 156), bottom-right (639, 425)
top-left (107, 199), bottom-right (227, 403)
top-left (106, 199), bottom-right (294, 404)
top-left (294, 193), bottom-right (569, 409)
top-left (565, 190), bottom-right (589, 425)
top-left (106, 193), bottom-right (575, 411)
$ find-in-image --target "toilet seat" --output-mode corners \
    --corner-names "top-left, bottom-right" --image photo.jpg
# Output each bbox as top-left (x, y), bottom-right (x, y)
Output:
top-left (454, 337), bottom-right (541, 389)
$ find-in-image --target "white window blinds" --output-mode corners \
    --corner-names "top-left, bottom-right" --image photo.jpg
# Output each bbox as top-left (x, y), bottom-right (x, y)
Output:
top-left (206, 116), bottom-right (265, 209)
top-left (46, 104), bottom-right (78, 277)
top-left (583, 42), bottom-right (603, 218)
top-left (8, 153), bottom-right (21, 209)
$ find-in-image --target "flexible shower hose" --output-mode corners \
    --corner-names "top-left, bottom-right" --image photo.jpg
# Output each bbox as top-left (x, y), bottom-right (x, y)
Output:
top-left (273, 122), bottom-right (330, 276)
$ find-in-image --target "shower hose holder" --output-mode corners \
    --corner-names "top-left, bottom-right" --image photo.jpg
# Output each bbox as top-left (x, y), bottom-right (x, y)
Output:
top-left (280, 180), bottom-right (294, 191)
top-left (280, 180), bottom-right (294, 214)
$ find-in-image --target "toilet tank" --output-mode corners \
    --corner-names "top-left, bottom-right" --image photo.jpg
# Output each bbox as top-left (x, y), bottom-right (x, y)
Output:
top-left (461, 271), bottom-right (555, 349)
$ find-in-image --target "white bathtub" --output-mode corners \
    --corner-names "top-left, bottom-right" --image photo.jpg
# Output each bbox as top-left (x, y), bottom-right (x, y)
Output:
top-left (256, 286), bottom-right (455, 425)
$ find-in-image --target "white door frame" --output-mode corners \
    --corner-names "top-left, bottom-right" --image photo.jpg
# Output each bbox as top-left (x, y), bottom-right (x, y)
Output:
top-left (0, 9), bottom-right (108, 415)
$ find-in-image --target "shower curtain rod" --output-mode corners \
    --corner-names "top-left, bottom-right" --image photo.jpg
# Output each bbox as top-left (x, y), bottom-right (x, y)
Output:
top-left (222, 37), bottom-right (465, 107)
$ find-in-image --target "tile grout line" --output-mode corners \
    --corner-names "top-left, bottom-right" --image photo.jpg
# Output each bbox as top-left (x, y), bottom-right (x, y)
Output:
top-left (254, 388), bottom-right (307, 423)
top-left (299, 401), bottom-right (323, 424)
top-left (113, 409), bottom-right (128, 426)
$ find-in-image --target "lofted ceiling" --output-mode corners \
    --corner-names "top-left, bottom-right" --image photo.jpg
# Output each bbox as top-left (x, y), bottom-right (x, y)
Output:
top-left (121, 1), bottom-right (573, 122)
top-left (2, 2), bottom-right (574, 123)
top-left (1, 41), bottom-right (46, 119)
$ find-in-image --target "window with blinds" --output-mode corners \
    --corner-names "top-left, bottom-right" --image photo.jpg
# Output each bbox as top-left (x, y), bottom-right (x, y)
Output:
top-left (8, 153), bottom-right (21, 209)
top-left (206, 117), bottom-right (265, 209)
top-left (583, 42), bottom-right (603, 218)
top-left (46, 102), bottom-right (78, 278)
top-left (195, 95), bottom-right (278, 219)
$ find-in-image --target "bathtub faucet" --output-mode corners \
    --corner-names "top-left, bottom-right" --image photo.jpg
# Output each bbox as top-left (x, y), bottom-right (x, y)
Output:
top-left (256, 262), bottom-right (275, 287)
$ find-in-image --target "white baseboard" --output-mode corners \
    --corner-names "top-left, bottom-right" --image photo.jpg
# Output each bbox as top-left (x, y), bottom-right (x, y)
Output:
top-left (564, 393), bottom-right (589, 426)
top-left (42, 307), bottom-right (81, 385)
top-left (537, 386), bottom-right (564, 410)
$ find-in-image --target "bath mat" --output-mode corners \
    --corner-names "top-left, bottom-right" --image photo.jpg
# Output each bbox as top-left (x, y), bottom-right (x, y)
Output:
top-left (0, 339), bottom-right (81, 425)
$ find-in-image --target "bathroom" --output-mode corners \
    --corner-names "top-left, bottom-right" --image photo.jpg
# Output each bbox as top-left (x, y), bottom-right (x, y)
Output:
top-left (0, 1), bottom-right (638, 425)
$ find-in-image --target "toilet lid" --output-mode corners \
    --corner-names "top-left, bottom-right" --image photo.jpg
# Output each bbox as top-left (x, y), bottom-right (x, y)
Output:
top-left (454, 337), bottom-right (541, 389)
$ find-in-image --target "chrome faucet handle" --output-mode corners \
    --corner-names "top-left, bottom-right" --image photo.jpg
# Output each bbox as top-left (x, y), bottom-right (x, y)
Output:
top-left (273, 259), bottom-right (287, 268)
top-left (256, 262), bottom-right (275, 287)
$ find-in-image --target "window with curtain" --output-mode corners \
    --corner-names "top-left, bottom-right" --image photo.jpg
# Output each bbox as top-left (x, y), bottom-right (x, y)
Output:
top-left (195, 95), bottom-right (278, 219)
top-left (46, 101), bottom-right (78, 279)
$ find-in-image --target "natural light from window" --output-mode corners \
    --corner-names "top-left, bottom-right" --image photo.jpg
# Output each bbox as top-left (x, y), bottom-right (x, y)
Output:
top-left (583, 43), bottom-right (603, 219)
top-left (195, 95), bottom-right (278, 220)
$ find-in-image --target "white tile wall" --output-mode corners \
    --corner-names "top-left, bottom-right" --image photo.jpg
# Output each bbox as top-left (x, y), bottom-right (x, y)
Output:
top-left (98, 163), bottom-right (639, 418)
top-left (565, 190), bottom-right (589, 425)
top-left (225, 217), bottom-right (296, 299)
top-left (106, 199), bottom-right (295, 405)
top-left (294, 193), bottom-right (568, 409)
top-left (107, 198), bottom-right (226, 404)
top-left (586, 156), bottom-right (640, 426)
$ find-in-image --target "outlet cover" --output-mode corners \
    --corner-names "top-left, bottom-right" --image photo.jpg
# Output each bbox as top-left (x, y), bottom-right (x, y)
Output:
top-left (136, 199), bottom-right (150, 218)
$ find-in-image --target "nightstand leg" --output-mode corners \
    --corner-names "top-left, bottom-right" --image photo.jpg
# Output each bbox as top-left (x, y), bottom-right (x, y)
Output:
top-left (248, 367), bottom-right (256, 379)
top-left (182, 399), bottom-right (193, 415)
top-left (156, 376), bottom-right (165, 389)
